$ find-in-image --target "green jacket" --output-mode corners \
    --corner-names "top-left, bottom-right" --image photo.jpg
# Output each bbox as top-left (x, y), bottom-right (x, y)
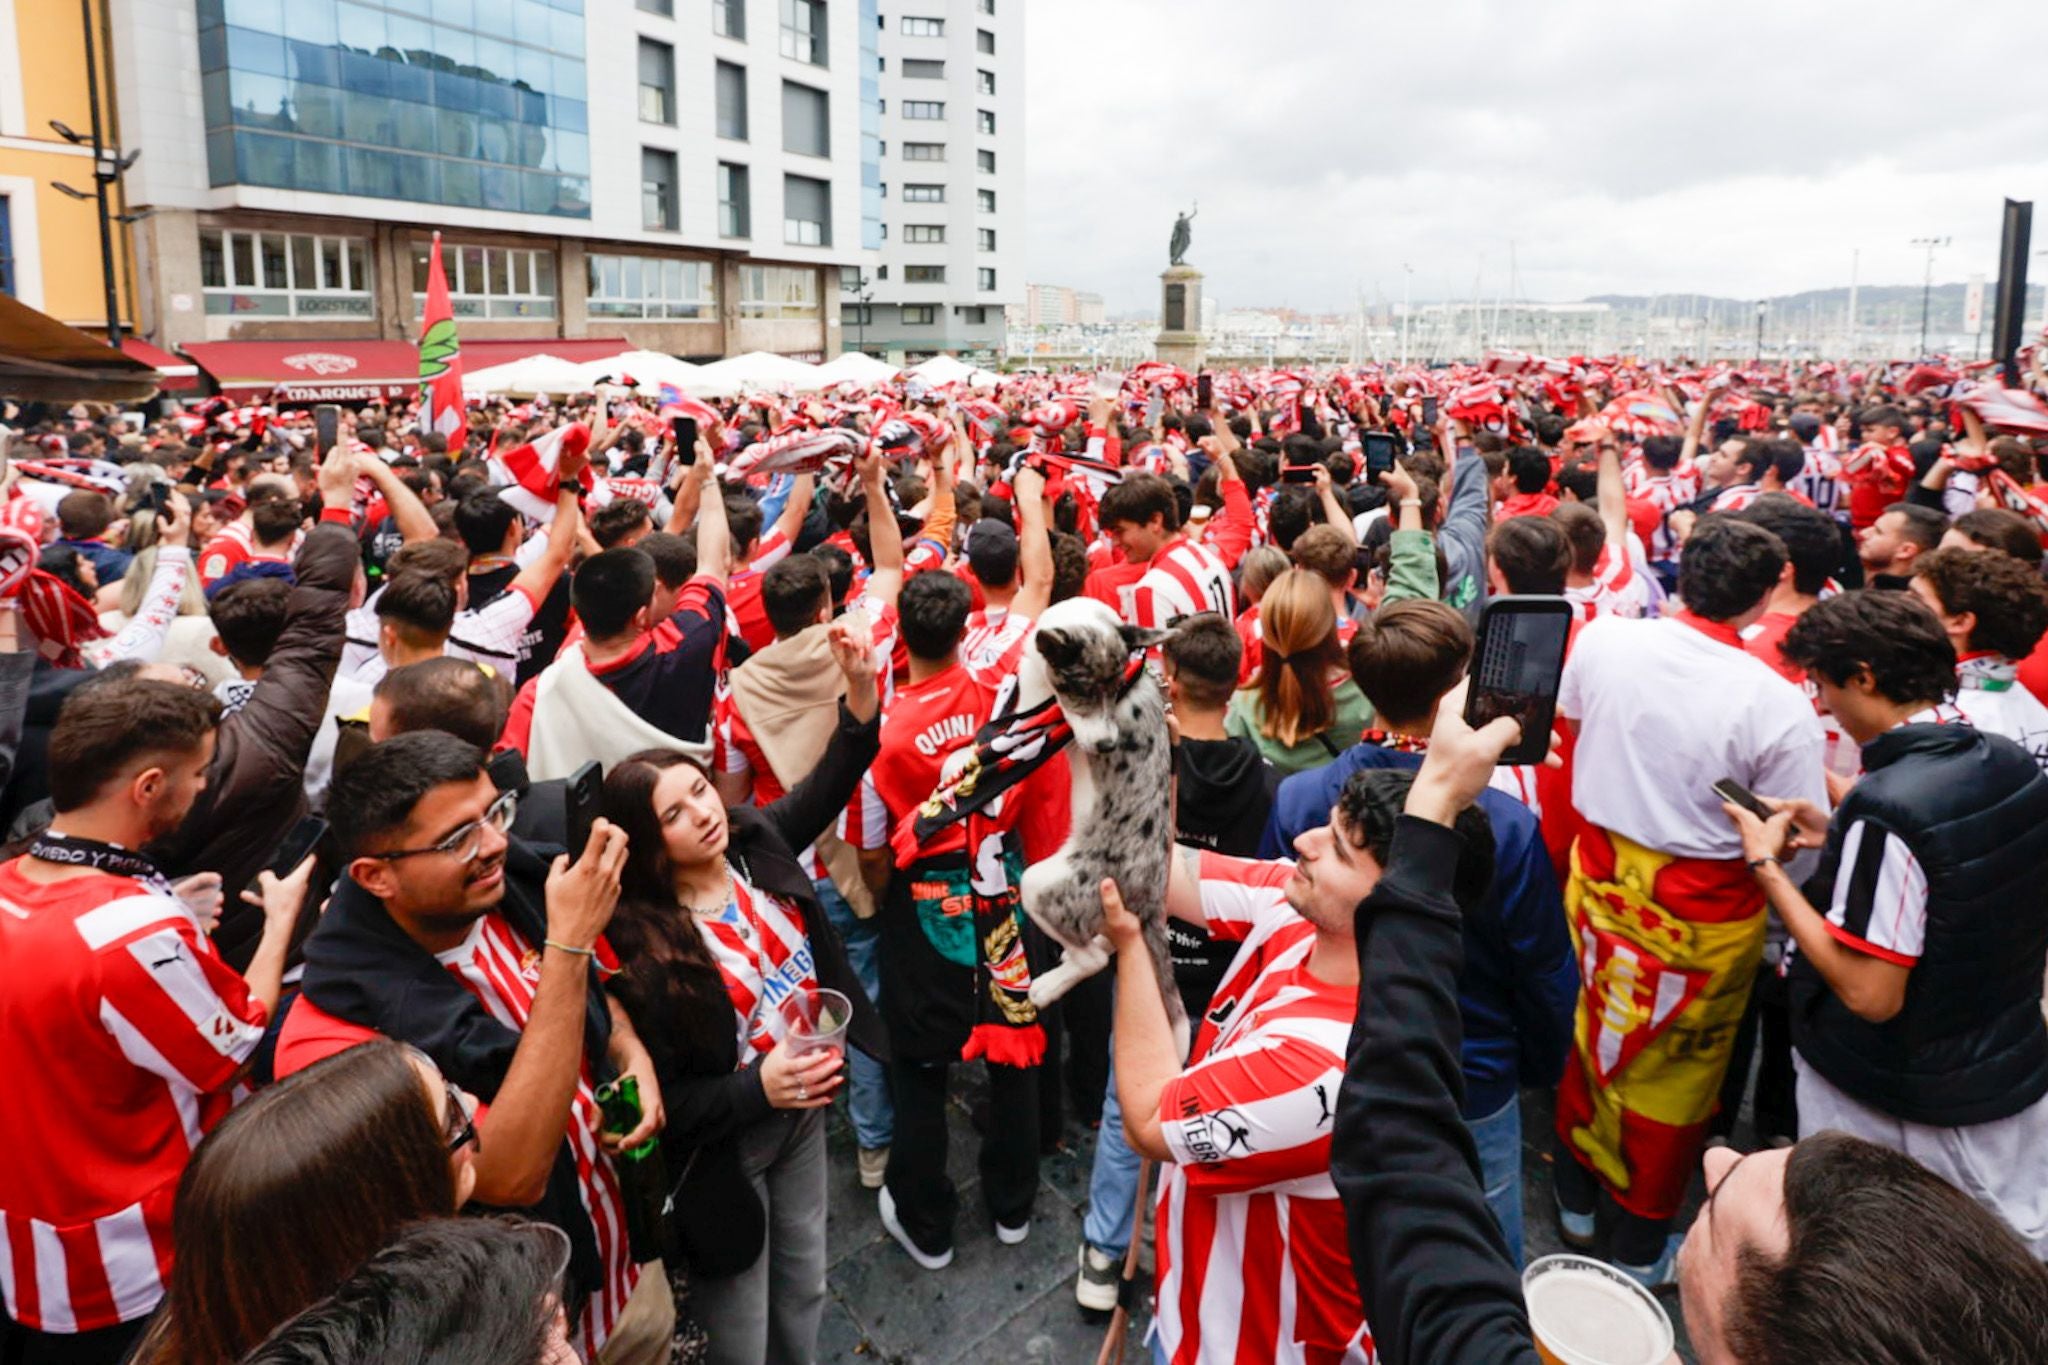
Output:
top-left (1225, 678), bottom-right (1378, 778)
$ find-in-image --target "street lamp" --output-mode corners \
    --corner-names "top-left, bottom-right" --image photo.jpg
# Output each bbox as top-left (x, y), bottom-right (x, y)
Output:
top-left (1754, 299), bottom-right (1768, 364)
top-left (839, 266), bottom-right (874, 356)
top-left (1910, 235), bottom-right (1950, 358)
top-left (45, 0), bottom-right (137, 346)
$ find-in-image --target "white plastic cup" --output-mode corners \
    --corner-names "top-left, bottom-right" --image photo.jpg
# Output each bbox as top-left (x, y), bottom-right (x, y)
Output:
top-left (1522, 1254), bottom-right (1675, 1365)
top-left (780, 987), bottom-right (852, 1058)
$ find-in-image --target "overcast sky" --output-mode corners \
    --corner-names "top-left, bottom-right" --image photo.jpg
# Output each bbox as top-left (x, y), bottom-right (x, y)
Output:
top-left (1021, 0), bottom-right (2048, 313)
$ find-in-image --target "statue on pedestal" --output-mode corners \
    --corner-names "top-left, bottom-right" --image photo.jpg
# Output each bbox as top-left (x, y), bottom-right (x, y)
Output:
top-left (1168, 205), bottom-right (1197, 267)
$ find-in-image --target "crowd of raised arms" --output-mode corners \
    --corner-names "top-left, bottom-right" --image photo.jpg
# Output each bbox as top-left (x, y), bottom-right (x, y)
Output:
top-left (3, 347), bottom-right (2048, 1365)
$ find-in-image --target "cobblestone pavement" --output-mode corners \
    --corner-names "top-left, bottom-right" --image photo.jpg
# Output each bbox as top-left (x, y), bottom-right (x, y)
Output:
top-left (810, 1067), bottom-right (1714, 1364)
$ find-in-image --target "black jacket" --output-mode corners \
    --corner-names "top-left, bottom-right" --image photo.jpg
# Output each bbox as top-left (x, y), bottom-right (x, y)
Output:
top-left (604, 701), bottom-right (884, 1274)
top-left (1332, 816), bottom-right (1541, 1365)
top-left (1169, 735), bottom-right (1277, 1018)
top-left (1791, 721), bottom-right (2048, 1126)
top-left (296, 837), bottom-right (618, 1305)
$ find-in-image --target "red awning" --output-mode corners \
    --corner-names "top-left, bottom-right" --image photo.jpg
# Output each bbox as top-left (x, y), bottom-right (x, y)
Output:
top-left (182, 340), bottom-right (421, 402)
top-left (120, 338), bottom-right (200, 392)
top-left (459, 337), bottom-right (635, 366)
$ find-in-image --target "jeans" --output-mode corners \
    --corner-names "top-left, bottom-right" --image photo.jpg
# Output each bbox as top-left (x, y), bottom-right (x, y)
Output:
top-left (692, 1108), bottom-right (829, 1365)
top-left (1467, 1093), bottom-right (1525, 1268)
top-left (815, 877), bottom-right (893, 1151)
top-left (1083, 1055), bottom-right (1143, 1256)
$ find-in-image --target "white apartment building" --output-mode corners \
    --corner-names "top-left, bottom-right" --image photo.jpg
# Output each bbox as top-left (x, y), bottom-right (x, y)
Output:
top-left (847, 0), bottom-right (1020, 365)
top-left (104, 0), bottom-right (878, 393)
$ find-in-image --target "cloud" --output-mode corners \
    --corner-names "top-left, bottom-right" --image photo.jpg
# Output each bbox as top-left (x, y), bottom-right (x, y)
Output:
top-left (1022, 0), bottom-right (2048, 312)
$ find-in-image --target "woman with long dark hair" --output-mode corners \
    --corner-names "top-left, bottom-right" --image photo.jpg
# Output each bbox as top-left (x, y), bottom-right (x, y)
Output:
top-left (601, 616), bottom-right (885, 1365)
top-left (1227, 567), bottom-right (1374, 774)
top-left (133, 1039), bottom-right (479, 1363)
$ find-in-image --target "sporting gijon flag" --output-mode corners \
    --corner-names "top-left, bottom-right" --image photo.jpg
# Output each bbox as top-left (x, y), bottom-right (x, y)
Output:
top-left (489, 422), bottom-right (592, 522)
top-left (417, 232), bottom-right (465, 439)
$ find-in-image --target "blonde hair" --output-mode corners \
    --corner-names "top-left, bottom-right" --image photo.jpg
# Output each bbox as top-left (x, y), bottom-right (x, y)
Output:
top-left (120, 545), bottom-right (210, 618)
top-left (1238, 546), bottom-right (1291, 608)
top-left (1254, 569), bottom-right (1341, 747)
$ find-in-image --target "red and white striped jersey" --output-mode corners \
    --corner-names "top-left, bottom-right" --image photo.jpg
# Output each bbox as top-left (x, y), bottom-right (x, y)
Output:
top-left (196, 519), bottom-right (300, 586)
top-left (1708, 482), bottom-right (1764, 514)
top-left (1565, 544), bottom-right (1648, 623)
top-left (1133, 536), bottom-right (1235, 630)
top-left (962, 604), bottom-right (1033, 675)
top-left (435, 915), bottom-right (637, 1360)
top-left (1630, 465), bottom-right (1700, 513)
top-left (1152, 852), bottom-right (1374, 1365)
top-left (0, 865), bottom-right (268, 1333)
top-left (1791, 446), bottom-right (1847, 520)
top-left (693, 876), bottom-right (820, 1064)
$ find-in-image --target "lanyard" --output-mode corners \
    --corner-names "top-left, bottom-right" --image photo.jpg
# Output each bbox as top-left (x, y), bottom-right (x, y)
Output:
top-left (30, 832), bottom-right (176, 896)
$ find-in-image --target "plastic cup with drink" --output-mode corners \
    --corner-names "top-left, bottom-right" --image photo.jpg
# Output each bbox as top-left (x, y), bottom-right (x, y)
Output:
top-left (1522, 1254), bottom-right (1675, 1365)
top-left (780, 986), bottom-right (852, 1059)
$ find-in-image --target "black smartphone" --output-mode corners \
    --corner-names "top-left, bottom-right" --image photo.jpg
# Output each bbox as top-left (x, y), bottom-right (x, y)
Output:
top-left (486, 747), bottom-right (530, 796)
top-left (247, 815), bottom-right (327, 902)
top-left (1362, 432), bottom-right (1400, 480)
top-left (140, 482), bottom-right (172, 518)
top-left (1421, 396), bottom-right (1440, 428)
top-left (1464, 596), bottom-right (1574, 766)
top-left (1712, 778), bottom-right (1775, 822)
top-left (1196, 372), bottom-right (1213, 410)
top-left (1378, 393), bottom-right (1393, 416)
top-left (672, 415), bottom-right (698, 466)
top-left (565, 760), bottom-right (602, 860)
top-left (314, 404), bottom-right (341, 458)
top-left (1281, 464), bottom-right (1319, 484)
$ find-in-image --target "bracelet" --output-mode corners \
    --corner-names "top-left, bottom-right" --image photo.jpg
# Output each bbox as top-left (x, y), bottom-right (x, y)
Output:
top-left (1747, 856), bottom-right (1779, 872)
top-left (1399, 497), bottom-right (1423, 507)
top-left (544, 939), bottom-right (596, 957)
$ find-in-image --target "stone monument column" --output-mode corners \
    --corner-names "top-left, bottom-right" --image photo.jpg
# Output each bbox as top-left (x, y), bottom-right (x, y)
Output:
top-left (1156, 265), bottom-right (1205, 370)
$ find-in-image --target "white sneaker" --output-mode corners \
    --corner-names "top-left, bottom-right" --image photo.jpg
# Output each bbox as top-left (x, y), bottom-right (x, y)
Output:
top-left (1075, 1242), bottom-right (1121, 1312)
top-left (857, 1146), bottom-right (889, 1190)
top-left (995, 1217), bottom-right (1030, 1246)
top-left (878, 1187), bottom-right (953, 1271)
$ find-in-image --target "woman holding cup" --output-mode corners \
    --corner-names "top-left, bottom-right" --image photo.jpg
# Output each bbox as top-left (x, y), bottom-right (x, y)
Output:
top-left (601, 616), bottom-right (886, 1365)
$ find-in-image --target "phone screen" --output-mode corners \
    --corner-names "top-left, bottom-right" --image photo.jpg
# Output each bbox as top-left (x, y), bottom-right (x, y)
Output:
top-left (672, 416), bottom-right (699, 466)
top-left (1145, 393), bottom-right (1164, 427)
top-left (1464, 597), bottom-right (1572, 766)
top-left (314, 405), bottom-right (341, 458)
top-left (565, 760), bottom-right (602, 860)
top-left (1362, 432), bottom-right (1399, 479)
top-left (1421, 396), bottom-right (1440, 428)
top-left (1712, 778), bottom-right (1774, 822)
top-left (1197, 373), bottom-right (1214, 409)
top-left (1281, 464), bottom-right (1319, 484)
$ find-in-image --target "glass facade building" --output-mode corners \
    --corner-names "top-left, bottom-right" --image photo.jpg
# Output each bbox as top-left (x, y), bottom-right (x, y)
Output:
top-left (857, 0), bottom-right (882, 251)
top-left (196, 0), bottom-right (592, 217)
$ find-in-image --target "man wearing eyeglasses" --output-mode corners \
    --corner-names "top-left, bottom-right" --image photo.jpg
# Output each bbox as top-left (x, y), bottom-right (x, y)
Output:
top-left (277, 730), bottom-right (673, 1365)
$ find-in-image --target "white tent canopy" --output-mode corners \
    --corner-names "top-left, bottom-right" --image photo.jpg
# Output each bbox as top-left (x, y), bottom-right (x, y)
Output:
top-left (460, 353), bottom-right (591, 396)
top-left (682, 350), bottom-right (826, 396)
top-left (813, 351), bottom-right (902, 387)
top-left (569, 349), bottom-right (702, 392)
top-left (907, 354), bottom-right (1001, 388)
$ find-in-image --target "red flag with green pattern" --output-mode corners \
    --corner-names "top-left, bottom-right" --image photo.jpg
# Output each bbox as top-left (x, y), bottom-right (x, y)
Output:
top-left (417, 232), bottom-right (464, 438)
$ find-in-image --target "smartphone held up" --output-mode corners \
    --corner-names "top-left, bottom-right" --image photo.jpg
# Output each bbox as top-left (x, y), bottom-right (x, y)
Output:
top-left (1463, 596), bottom-right (1572, 766)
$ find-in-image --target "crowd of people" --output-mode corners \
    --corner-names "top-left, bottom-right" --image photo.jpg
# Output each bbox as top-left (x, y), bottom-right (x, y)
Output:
top-left (3, 344), bottom-right (2048, 1365)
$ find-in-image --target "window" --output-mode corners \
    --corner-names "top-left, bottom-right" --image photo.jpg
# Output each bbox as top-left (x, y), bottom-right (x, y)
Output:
top-left (900, 16), bottom-right (943, 36)
top-left (977, 148), bottom-right (995, 173)
top-left (642, 148), bottom-right (679, 230)
top-left (903, 183), bottom-right (944, 202)
top-left (978, 267), bottom-right (996, 291)
top-left (780, 0), bottom-right (826, 65)
top-left (977, 108), bottom-right (996, 134)
top-left (739, 264), bottom-right (819, 318)
top-left (902, 58), bottom-right (945, 79)
top-left (902, 101), bottom-right (944, 120)
top-left (977, 28), bottom-right (994, 53)
top-left (0, 199), bottom-right (12, 298)
top-left (201, 227), bottom-right (374, 317)
top-left (638, 0), bottom-right (672, 14)
top-left (844, 304), bottom-right (872, 326)
top-left (876, 264), bottom-right (887, 280)
top-left (588, 254), bottom-right (718, 319)
top-left (716, 61), bottom-right (749, 140)
top-left (977, 188), bottom-right (996, 212)
top-left (903, 304), bottom-right (937, 324)
top-left (979, 0), bottom-right (995, 13)
top-left (960, 305), bottom-right (989, 324)
top-left (978, 227), bottom-right (996, 250)
top-left (905, 265), bottom-right (945, 283)
top-left (904, 224), bottom-right (945, 243)
top-left (638, 39), bottom-right (675, 124)
top-left (718, 162), bottom-right (751, 237)
top-left (901, 142), bottom-right (945, 161)
top-left (784, 173), bottom-right (832, 245)
top-left (976, 68), bottom-right (995, 95)
top-left (782, 81), bottom-right (830, 157)
top-left (713, 0), bottom-right (745, 39)
top-left (408, 243), bottom-right (555, 320)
